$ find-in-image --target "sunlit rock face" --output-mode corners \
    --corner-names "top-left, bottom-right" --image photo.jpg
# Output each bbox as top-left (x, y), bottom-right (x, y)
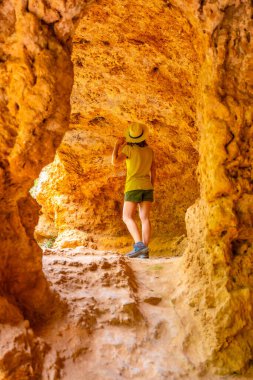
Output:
top-left (175, 0), bottom-right (253, 374)
top-left (34, 0), bottom-right (201, 254)
top-left (0, 0), bottom-right (252, 376)
top-left (0, 0), bottom-right (89, 320)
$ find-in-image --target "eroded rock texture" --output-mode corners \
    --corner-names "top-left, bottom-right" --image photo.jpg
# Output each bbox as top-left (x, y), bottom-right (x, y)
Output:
top-left (176, 0), bottom-right (253, 373)
top-left (33, 0), bottom-right (201, 254)
top-left (0, 0), bottom-right (89, 320)
top-left (0, 0), bottom-right (252, 376)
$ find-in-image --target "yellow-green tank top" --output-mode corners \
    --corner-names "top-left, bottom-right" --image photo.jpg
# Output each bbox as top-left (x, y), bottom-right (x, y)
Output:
top-left (121, 144), bottom-right (154, 193)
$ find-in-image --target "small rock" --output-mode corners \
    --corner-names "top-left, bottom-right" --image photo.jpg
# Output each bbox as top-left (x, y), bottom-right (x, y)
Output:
top-left (143, 296), bottom-right (162, 305)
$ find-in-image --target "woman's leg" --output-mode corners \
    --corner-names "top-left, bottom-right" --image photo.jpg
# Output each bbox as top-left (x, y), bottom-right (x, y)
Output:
top-left (123, 201), bottom-right (142, 243)
top-left (138, 201), bottom-right (152, 246)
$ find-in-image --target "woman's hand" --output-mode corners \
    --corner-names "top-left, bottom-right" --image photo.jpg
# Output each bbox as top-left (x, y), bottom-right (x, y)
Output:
top-left (112, 137), bottom-right (126, 166)
top-left (116, 137), bottom-right (126, 147)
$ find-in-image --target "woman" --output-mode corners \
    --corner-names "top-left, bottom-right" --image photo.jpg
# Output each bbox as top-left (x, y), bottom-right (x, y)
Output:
top-left (112, 122), bottom-right (156, 259)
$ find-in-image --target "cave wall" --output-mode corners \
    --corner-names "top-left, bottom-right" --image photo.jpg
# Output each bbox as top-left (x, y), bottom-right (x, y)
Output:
top-left (176, 0), bottom-right (253, 373)
top-left (33, 0), bottom-right (201, 254)
top-left (0, 0), bottom-right (88, 320)
top-left (0, 0), bottom-right (252, 374)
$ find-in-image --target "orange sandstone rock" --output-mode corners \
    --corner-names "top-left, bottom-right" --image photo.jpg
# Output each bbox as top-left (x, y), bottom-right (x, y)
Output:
top-left (180, 0), bottom-right (253, 373)
top-left (0, 0), bottom-right (252, 376)
top-left (34, 0), bottom-right (201, 254)
top-left (0, 0), bottom-right (88, 319)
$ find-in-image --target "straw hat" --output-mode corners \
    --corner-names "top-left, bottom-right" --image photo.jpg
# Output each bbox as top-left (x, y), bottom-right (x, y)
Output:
top-left (125, 122), bottom-right (148, 143)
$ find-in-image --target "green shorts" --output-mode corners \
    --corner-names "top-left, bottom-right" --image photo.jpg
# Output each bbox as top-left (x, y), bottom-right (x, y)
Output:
top-left (124, 189), bottom-right (154, 203)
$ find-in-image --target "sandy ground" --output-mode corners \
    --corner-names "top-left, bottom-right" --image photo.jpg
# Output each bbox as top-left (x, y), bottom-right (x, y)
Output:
top-left (34, 247), bottom-right (252, 380)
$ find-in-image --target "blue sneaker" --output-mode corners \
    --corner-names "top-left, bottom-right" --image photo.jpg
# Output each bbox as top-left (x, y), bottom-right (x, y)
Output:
top-left (125, 242), bottom-right (149, 258)
top-left (138, 252), bottom-right (149, 259)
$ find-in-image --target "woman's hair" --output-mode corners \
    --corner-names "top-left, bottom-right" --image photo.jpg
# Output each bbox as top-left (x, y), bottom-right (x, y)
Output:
top-left (127, 140), bottom-right (147, 147)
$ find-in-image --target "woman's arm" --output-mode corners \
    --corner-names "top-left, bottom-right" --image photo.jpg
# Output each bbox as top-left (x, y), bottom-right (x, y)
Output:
top-left (151, 156), bottom-right (156, 187)
top-left (112, 137), bottom-right (126, 166)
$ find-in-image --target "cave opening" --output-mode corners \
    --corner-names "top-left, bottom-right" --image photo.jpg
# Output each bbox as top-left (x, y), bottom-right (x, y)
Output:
top-left (1, 0), bottom-right (253, 377)
top-left (32, 0), bottom-right (202, 257)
